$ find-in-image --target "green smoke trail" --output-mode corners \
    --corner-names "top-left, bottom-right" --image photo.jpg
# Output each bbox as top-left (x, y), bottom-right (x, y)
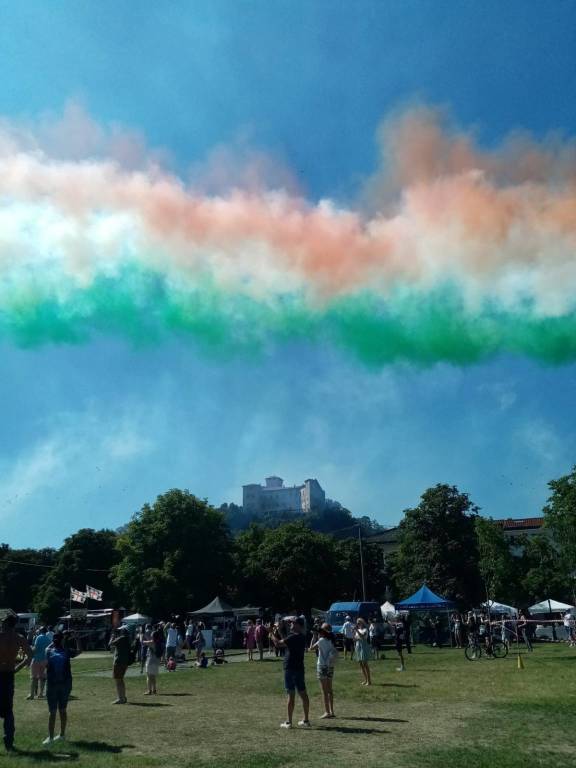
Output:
top-left (1, 264), bottom-right (575, 365)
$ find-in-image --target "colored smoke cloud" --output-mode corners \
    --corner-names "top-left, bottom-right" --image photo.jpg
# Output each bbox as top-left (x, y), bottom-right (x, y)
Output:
top-left (1, 102), bottom-right (576, 364)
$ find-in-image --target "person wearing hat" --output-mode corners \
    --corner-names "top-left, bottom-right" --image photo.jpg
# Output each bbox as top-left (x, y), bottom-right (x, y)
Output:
top-left (271, 617), bottom-right (311, 729)
top-left (0, 614), bottom-right (32, 752)
top-left (109, 626), bottom-right (131, 704)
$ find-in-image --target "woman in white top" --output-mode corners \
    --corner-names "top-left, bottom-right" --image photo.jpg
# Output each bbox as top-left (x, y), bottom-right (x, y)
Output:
top-left (310, 623), bottom-right (337, 719)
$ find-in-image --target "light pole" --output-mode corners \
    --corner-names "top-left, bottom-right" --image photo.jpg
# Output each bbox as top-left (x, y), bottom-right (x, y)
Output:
top-left (358, 525), bottom-right (367, 601)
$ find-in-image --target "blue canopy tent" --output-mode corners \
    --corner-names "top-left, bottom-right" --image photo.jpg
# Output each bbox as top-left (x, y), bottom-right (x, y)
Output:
top-left (396, 584), bottom-right (455, 611)
top-left (396, 585), bottom-right (455, 646)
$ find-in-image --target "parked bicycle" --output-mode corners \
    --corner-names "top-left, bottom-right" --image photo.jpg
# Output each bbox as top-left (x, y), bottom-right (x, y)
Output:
top-left (465, 635), bottom-right (508, 660)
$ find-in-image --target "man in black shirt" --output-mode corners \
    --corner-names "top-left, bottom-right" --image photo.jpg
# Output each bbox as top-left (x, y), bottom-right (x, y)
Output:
top-left (271, 617), bottom-right (310, 729)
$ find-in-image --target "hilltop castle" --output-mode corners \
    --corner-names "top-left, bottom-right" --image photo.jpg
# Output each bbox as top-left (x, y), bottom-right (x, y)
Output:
top-left (242, 476), bottom-right (326, 516)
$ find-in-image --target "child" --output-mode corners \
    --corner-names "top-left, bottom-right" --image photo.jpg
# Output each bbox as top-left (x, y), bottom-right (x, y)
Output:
top-left (394, 617), bottom-right (406, 672)
top-left (194, 652), bottom-right (208, 669)
top-left (43, 631), bottom-right (81, 744)
top-left (142, 630), bottom-right (164, 694)
top-left (166, 656), bottom-right (177, 672)
top-left (211, 649), bottom-right (228, 666)
top-left (310, 623), bottom-right (337, 719)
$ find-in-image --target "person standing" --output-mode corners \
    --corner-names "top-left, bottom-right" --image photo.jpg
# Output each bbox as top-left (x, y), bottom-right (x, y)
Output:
top-left (43, 631), bottom-right (81, 744)
top-left (244, 620), bottom-right (256, 661)
top-left (517, 612), bottom-right (533, 652)
top-left (563, 611), bottom-right (573, 643)
top-left (165, 623), bottom-right (179, 667)
top-left (142, 630), bottom-right (163, 695)
top-left (109, 626), bottom-right (131, 704)
top-left (255, 619), bottom-right (267, 662)
top-left (185, 620), bottom-right (195, 655)
top-left (0, 614), bottom-right (32, 751)
top-left (272, 618), bottom-right (310, 729)
top-left (354, 618), bottom-right (372, 686)
top-left (28, 626), bottom-right (51, 700)
top-left (194, 623), bottom-right (206, 662)
top-left (394, 616), bottom-right (406, 672)
top-left (341, 615), bottom-right (355, 660)
top-left (310, 623), bottom-right (337, 719)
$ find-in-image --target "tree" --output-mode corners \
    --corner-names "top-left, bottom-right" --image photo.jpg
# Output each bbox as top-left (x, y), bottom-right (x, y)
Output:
top-left (113, 489), bottom-right (234, 616)
top-left (543, 465), bottom-right (576, 574)
top-left (394, 484), bottom-right (482, 605)
top-left (0, 545), bottom-right (56, 612)
top-left (33, 529), bottom-right (121, 622)
top-left (474, 518), bottom-right (519, 607)
top-left (335, 538), bottom-right (388, 602)
top-left (522, 534), bottom-right (570, 605)
top-left (235, 521), bottom-right (341, 612)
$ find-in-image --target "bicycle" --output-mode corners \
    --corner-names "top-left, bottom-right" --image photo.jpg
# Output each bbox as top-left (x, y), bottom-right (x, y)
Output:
top-left (465, 636), bottom-right (508, 660)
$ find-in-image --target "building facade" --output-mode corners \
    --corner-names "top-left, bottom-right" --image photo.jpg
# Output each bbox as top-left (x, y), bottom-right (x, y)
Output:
top-left (242, 476), bottom-right (326, 516)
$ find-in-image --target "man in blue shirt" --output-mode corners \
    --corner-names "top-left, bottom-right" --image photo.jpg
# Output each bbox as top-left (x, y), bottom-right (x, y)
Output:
top-left (28, 627), bottom-right (51, 701)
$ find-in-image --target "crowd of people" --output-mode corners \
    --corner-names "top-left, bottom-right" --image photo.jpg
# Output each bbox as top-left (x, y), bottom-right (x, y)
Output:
top-left (1, 605), bottom-right (574, 749)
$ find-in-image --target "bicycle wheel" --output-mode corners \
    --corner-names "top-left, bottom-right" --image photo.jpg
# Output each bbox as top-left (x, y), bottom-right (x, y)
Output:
top-left (465, 643), bottom-right (481, 661)
top-left (492, 641), bottom-right (508, 659)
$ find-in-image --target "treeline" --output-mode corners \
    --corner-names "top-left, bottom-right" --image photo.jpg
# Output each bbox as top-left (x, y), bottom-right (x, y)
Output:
top-left (1, 466), bottom-right (575, 621)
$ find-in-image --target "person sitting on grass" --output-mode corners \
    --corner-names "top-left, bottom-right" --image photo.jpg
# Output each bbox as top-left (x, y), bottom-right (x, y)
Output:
top-left (194, 652), bottom-right (208, 669)
top-left (271, 617), bottom-right (311, 729)
top-left (166, 656), bottom-right (177, 671)
top-left (43, 631), bottom-right (81, 745)
top-left (211, 649), bottom-right (228, 666)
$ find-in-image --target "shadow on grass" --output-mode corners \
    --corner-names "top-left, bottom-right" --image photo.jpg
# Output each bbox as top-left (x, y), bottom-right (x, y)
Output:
top-left (70, 740), bottom-right (134, 753)
top-left (11, 747), bottom-right (79, 761)
top-left (158, 692), bottom-right (192, 697)
top-left (380, 683), bottom-right (418, 688)
top-left (318, 725), bottom-right (387, 735)
top-left (128, 701), bottom-right (172, 707)
top-left (346, 716), bottom-right (408, 723)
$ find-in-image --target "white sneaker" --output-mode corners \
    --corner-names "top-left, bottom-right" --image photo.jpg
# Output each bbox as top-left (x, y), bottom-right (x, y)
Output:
top-left (280, 721), bottom-right (292, 729)
top-left (53, 734), bottom-right (65, 742)
top-left (42, 736), bottom-right (53, 745)
top-left (297, 720), bottom-right (311, 728)
top-left (396, 666), bottom-right (405, 672)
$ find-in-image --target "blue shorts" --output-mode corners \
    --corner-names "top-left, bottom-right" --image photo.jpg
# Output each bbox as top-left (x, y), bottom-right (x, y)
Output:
top-left (284, 668), bottom-right (306, 693)
top-left (46, 681), bottom-right (72, 712)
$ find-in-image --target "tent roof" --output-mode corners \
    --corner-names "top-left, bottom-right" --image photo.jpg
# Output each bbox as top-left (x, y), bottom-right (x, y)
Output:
top-left (529, 599), bottom-right (575, 614)
top-left (396, 584), bottom-right (455, 611)
top-left (380, 601), bottom-right (396, 616)
top-left (483, 600), bottom-right (518, 615)
top-left (189, 596), bottom-right (235, 615)
top-left (123, 613), bottom-right (151, 622)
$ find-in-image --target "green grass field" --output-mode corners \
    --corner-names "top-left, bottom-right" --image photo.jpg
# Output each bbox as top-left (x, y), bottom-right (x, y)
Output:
top-left (4, 644), bottom-right (575, 767)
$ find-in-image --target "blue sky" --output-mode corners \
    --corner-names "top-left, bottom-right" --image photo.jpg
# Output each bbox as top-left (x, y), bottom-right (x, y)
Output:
top-left (1, 0), bottom-right (575, 547)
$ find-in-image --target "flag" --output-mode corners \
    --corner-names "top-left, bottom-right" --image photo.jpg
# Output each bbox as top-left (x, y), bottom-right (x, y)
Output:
top-left (86, 585), bottom-right (103, 601)
top-left (70, 587), bottom-right (86, 604)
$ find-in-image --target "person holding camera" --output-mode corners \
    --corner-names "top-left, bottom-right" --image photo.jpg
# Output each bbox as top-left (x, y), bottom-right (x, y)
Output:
top-left (271, 617), bottom-right (311, 729)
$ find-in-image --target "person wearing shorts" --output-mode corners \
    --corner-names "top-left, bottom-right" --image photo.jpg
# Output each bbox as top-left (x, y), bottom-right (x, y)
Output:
top-left (43, 631), bottom-right (81, 744)
top-left (28, 627), bottom-right (51, 700)
top-left (0, 614), bottom-right (32, 752)
top-left (311, 623), bottom-right (337, 719)
top-left (271, 617), bottom-right (310, 729)
top-left (109, 627), bottom-right (131, 704)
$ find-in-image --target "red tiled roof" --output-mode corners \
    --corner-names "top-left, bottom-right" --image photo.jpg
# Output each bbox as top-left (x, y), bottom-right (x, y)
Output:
top-left (495, 517), bottom-right (544, 530)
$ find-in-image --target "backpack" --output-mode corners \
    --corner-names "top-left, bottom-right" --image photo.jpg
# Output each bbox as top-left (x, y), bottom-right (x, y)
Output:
top-left (128, 644), bottom-right (137, 665)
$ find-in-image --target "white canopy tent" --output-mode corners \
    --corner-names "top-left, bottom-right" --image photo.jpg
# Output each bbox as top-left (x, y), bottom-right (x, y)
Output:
top-left (380, 601), bottom-right (396, 618)
top-left (123, 612), bottom-right (152, 624)
top-left (483, 600), bottom-right (518, 616)
top-left (529, 599), bottom-right (575, 614)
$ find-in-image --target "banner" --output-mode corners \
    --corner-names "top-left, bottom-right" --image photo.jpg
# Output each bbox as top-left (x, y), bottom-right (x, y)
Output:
top-left (85, 585), bottom-right (103, 601)
top-left (70, 587), bottom-right (86, 604)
